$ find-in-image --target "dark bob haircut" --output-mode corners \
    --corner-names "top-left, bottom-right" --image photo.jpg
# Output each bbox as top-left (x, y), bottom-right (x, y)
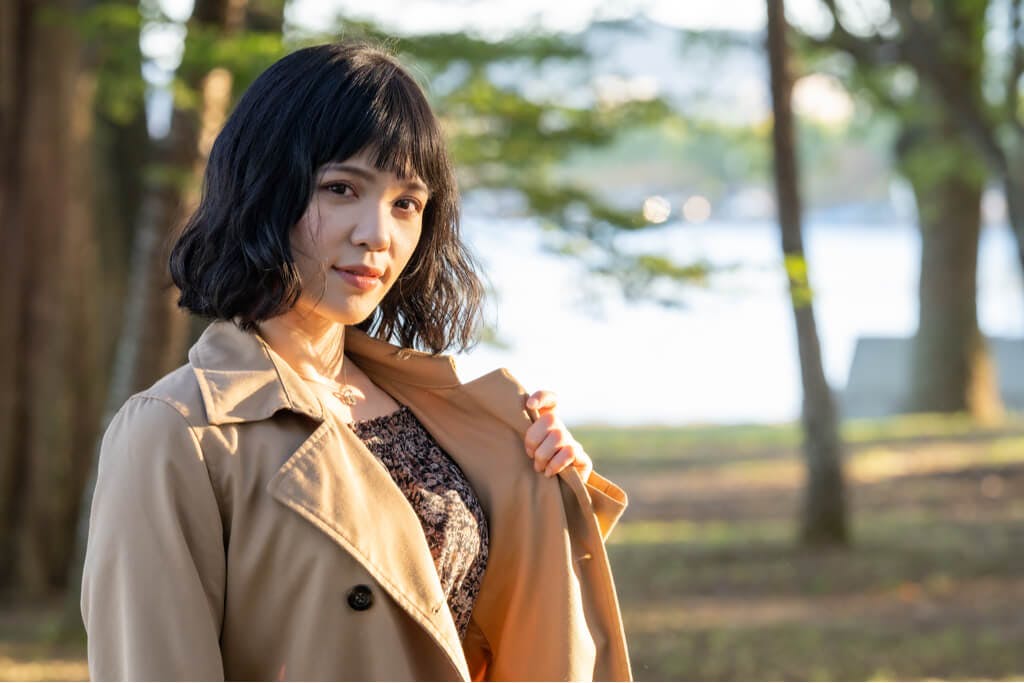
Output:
top-left (170, 42), bottom-right (484, 354)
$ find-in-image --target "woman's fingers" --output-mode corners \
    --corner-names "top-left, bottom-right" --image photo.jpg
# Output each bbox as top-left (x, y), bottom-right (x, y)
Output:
top-left (524, 389), bottom-right (593, 480)
top-left (543, 446), bottom-right (576, 477)
top-left (531, 431), bottom-right (563, 472)
top-left (524, 411), bottom-right (555, 457)
top-left (526, 389), bottom-right (558, 413)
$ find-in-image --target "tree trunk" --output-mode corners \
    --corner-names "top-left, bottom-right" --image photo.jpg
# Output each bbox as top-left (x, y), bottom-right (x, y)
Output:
top-left (0, 0), bottom-right (102, 595)
top-left (93, 0), bottom-right (150, 362)
top-left (811, 0), bottom-right (1008, 421)
top-left (129, 0), bottom-right (248, 392)
top-left (766, 0), bottom-right (849, 546)
top-left (895, 2), bottom-right (1004, 423)
top-left (901, 128), bottom-right (1004, 422)
top-left (0, 0), bottom-right (29, 589)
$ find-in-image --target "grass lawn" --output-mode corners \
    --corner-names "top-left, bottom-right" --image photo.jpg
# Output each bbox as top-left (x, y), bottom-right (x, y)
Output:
top-left (3, 413), bottom-right (1023, 681)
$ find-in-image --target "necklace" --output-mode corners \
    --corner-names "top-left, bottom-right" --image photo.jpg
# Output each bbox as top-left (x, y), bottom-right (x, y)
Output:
top-left (297, 358), bottom-right (359, 406)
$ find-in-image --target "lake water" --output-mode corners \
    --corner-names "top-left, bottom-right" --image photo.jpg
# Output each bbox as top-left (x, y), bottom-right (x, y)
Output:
top-left (452, 218), bottom-right (1024, 425)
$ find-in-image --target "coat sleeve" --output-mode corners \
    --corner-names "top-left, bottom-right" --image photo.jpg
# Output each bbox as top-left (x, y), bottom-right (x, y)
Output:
top-left (81, 396), bottom-right (226, 681)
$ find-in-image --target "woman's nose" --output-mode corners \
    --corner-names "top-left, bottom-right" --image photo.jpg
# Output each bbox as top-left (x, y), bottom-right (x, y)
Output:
top-left (351, 204), bottom-right (391, 251)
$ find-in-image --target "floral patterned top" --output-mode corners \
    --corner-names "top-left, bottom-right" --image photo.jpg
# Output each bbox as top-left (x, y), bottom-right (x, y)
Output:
top-left (348, 404), bottom-right (489, 639)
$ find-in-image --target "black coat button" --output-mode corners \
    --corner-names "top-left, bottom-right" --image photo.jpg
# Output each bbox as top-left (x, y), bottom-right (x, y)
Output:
top-left (347, 584), bottom-right (374, 611)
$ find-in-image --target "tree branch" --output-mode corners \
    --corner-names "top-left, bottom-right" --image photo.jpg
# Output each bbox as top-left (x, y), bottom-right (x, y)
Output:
top-left (889, 2), bottom-right (1011, 178)
top-left (815, 0), bottom-right (903, 67)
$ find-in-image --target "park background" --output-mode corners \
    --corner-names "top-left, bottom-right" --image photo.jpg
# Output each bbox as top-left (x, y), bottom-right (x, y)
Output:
top-left (2, 0), bottom-right (1024, 679)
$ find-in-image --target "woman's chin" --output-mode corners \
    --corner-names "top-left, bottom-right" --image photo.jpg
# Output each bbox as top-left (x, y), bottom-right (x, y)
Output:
top-left (316, 301), bottom-right (380, 327)
top-left (276, 299), bottom-right (375, 329)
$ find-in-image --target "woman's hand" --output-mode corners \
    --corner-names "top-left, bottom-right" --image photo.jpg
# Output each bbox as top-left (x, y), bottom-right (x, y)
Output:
top-left (523, 390), bottom-right (593, 482)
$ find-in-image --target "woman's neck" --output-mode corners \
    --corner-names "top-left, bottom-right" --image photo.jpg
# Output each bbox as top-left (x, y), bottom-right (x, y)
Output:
top-left (256, 310), bottom-right (348, 383)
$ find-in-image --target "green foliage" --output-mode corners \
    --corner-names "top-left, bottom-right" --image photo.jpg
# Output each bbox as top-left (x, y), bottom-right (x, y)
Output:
top-left (412, 35), bottom-right (582, 71)
top-left (174, 27), bottom-right (286, 108)
top-left (330, 20), bottom-right (587, 70)
top-left (42, 3), bottom-right (148, 124)
top-left (794, 0), bottom-right (995, 213)
top-left (142, 162), bottom-right (197, 193)
top-left (592, 254), bottom-right (714, 303)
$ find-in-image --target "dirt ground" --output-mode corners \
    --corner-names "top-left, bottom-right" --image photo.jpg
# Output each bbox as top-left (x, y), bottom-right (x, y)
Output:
top-left (2, 421), bottom-right (1023, 681)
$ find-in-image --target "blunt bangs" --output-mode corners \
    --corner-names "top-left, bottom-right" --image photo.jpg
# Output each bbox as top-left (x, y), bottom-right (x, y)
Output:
top-left (317, 55), bottom-right (449, 195)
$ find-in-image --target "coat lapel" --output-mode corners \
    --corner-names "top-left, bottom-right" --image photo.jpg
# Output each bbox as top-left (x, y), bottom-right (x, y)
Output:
top-left (265, 417), bottom-right (468, 680)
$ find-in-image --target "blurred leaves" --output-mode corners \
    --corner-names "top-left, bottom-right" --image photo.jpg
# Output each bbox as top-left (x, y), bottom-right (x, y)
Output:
top-left (39, 3), bottom-right (148, 123)
top-left (175, 27), bottom-right (286, 105)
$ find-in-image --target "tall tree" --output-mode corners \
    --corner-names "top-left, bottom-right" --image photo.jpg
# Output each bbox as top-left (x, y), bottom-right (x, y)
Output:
top-left (129, 0), bottom-right (245, 392)
top-left (805, 0), bottom-right (1004, 421)
top-left (767, 0), bottom-right (849, 545)
top-left (0, 0), bottom-right (104, 595)
top-left (92, 0), bottom-right (150, 360)
top-left (899, 114), bottom-right (1003, 421)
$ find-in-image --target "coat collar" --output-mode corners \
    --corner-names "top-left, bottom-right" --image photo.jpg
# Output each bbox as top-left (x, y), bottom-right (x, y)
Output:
top-left (187, 320), bottom-right (463, 425)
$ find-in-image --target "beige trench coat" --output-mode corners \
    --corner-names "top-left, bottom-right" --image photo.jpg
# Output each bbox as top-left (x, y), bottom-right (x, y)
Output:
top-left (81, 321), bottom-right (631, 681)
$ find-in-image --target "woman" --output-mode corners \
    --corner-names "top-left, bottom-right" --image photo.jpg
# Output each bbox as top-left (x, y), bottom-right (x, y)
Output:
top-left (81, 42), bottom-right (630, 681)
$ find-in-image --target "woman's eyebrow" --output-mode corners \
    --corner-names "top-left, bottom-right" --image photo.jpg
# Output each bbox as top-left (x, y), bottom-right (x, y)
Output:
top-left (323, 162), bottom-right (429, 195)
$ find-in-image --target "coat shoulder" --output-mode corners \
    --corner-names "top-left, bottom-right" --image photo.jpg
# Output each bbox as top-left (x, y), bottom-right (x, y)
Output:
top-left (132, 363), bottom-right (209, 429)
top-left (98, 366), bottom-right (215, 482)
top-left (101, 366), bottom-right (208, 475)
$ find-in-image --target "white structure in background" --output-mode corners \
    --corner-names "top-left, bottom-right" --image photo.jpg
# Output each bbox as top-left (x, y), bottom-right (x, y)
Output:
top-left (843, 337), bottom-right (1024, 418)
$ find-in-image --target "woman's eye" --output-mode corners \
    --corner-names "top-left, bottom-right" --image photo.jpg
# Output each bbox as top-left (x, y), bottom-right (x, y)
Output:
top-left (324, 182), bottom-right (354, 196)
top-left (395, 198), bottom-right (423, 213)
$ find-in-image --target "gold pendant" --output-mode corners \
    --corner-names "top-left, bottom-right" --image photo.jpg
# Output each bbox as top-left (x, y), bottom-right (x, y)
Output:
top-left (334, 387), bottom-right (358, 406)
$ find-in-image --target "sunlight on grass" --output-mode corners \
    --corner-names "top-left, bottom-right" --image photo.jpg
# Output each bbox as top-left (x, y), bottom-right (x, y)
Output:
top-left (0, 655), bottom-right (87, 682)
top-left (612, 506), bottom-right (1024, 549)
top-left (575, 412), bottom-right (1024, 465)
top-left (609, 517), bottom-right (793, 546)
top-left (625, 621), bottom-right (1024, 681)
top-left (850, 438), bottom-right (1024, 482)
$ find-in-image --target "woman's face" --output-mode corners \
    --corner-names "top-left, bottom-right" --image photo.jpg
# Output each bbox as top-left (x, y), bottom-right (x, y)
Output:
top-left (289, 150), bottom-right (430, 326)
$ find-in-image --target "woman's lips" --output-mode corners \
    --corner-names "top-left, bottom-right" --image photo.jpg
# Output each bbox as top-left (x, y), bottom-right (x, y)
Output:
top-left (333, 267), bottom-right (381, 291)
